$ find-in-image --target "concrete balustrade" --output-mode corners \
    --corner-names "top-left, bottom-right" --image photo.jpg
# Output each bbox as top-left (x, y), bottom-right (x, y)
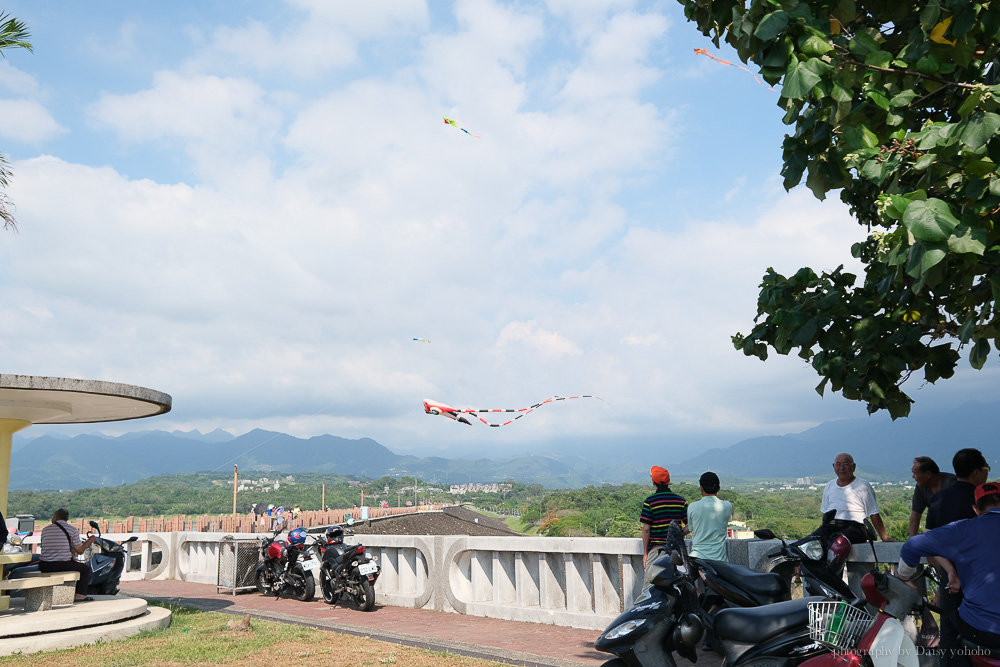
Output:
top-left (18, 531), bottom-right (907, 631)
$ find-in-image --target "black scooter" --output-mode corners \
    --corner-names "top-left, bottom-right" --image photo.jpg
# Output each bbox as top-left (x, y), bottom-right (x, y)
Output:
top-left (595, 521), bottom-right (833, 667)
top-left (84, 521), bottom-right (138, 595)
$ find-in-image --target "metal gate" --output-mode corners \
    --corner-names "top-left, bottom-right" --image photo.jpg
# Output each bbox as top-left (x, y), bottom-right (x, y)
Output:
top-left (217, 536), bottom-right (260, 595)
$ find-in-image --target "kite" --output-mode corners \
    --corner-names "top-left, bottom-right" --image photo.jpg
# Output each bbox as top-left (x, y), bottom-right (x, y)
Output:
top-left (423, 395), bottom-right (604, 427)
top-left (693, 48), bottom-right (775, 90)
top-left (444, 118), bottom-right (480, 138)
top-left (413, 338), bottom-right (431, 343)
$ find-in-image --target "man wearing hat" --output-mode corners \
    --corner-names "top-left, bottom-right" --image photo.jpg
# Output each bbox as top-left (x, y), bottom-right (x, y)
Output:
top-left (688, 471), bottom-right (733, 562)
top-left (640, 465), bottom-right (687, 582)
top-left (898, 482), bottom-right (1000, 658)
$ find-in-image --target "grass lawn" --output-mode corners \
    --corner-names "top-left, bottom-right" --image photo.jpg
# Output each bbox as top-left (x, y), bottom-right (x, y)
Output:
top-left (0, 602), bottom-right (505, 667)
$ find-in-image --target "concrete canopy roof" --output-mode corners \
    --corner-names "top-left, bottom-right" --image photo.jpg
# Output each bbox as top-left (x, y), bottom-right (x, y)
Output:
top-left (0, 374), bottom-right (171, 424)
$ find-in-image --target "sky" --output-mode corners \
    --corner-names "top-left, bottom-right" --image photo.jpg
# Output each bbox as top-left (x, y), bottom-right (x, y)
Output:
top-left (3, 0), bottom-right (998, 462)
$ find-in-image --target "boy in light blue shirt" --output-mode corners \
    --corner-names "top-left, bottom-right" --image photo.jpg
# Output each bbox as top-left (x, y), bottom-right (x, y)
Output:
top-left (688, 471), bottom-right (733, 561)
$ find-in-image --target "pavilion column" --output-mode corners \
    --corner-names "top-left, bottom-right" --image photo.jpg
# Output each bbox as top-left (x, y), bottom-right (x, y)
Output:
top-left (0, 419), bottom-right (30, 517)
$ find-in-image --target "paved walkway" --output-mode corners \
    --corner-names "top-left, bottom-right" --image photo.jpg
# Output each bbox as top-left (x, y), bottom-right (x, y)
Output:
top-left (120, 580), bottom-right (721, 667)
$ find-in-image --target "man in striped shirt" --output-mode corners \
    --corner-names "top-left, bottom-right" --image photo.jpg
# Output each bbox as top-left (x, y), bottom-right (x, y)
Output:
top-left (39, 508), bottom-right (96, 601)
top-left (640, 465), bottom-right (688, 582)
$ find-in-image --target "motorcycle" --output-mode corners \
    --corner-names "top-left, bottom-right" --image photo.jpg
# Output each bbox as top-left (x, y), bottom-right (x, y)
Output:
top-left (80, 521), bottom-right (139, 595)
top-left (318, 524), bottom-right (379, 612)
top-left (254, 525), bottom-right (316, 601)
top-left (596, 520), bottom-right (884, 667)
top-left (756, 510), bottom-right (862, 603)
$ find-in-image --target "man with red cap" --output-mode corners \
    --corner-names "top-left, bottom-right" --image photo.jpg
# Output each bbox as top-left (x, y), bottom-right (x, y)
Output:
top-left (640, 465), bottom-right (687, 583)
top-left (898, 481), bottom-right (1000, 660)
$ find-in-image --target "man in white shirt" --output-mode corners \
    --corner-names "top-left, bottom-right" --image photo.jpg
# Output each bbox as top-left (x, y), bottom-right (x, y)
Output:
top-left (813, 452), bottom-right (892, 544)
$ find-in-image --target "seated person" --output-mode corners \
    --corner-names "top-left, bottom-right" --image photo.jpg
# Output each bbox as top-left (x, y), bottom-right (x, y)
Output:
top-left (38, 508), bottom-right (96, 602)
top-left (898, 482), bottom-right (1000, 653)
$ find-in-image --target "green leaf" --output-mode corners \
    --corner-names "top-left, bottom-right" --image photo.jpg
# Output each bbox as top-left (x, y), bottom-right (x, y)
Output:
top-left (864, 50), bottom-right (893, 68)
top-left (913, 153), bottom-right (936, 170)
top-left (970, 338), bottom-right (991, 370)
top-left (755, 10), bottom-right (789, 41)
top-left (948, 224), bottom-right (987, 255)
top-left (958, 112), bottom-right (1000, 151)
top-left (866, 90), bottom-right (890, 111)
top-left (903, 198), bottom-right (960, 242)
top-left (850, 30), bottom-right (882, 55)
top-left (800, 35), bottom-right (833, 57)
top-left (916, 55), bottom-right (941, 75)
top-left (906, 242), bottom-right (947, 278)
top-left (890, 90), bottom-right (919, 108)
top-left (783, 59), bottom-right (822, 99)
top-left (842, 123), bottom-right (879, 148)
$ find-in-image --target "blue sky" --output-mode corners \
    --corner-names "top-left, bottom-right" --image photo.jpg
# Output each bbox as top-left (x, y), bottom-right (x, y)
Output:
top-left (3, 0), bottom-right (996, 461)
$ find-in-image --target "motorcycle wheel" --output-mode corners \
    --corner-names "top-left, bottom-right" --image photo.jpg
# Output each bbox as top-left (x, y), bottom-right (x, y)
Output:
top-left (289, 564), bottom-right (316, 602)
top-left (319, 568), bottom-right (337, 605)
top-left (255, 569), bottom-right (274, 596)
top-left (352, 577), bottom-right (376, 612)
top-left (600, 660), bottom-right (628, 667)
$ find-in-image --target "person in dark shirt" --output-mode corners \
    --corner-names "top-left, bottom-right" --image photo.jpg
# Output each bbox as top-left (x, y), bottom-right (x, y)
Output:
top-left (929, 448), bottom-right (990, 530)
top-left (899, 482), bottom-right (1000, 661)
top-left (639, 465), bottom-right (687, 582)
top-left (909, 456), bottom-right (957, 537)
top-left (924, 448), bottom-right (991, 666)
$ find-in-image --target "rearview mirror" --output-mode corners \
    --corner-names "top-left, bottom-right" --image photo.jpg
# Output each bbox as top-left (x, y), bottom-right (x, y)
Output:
top-left (89, 520), bottom-right (100, 529)
top-left (670, 550), bottom-right (684, 566)
top-left (754, 529), bottom-right (777, 540)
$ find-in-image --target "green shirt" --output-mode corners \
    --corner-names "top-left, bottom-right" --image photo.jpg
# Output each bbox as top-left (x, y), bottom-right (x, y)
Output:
top-left (688, 495), bottom-right (733, 561)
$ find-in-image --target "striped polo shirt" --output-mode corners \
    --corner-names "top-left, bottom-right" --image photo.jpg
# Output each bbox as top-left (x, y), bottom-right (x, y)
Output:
top-left (640, 486), bottom-right (688, 551)
top-left (39, 520), bottom-right (81, 562)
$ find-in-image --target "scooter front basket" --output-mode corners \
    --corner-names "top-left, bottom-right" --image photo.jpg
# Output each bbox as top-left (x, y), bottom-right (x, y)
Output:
top-left (808, 600), bottom-right (873, 650)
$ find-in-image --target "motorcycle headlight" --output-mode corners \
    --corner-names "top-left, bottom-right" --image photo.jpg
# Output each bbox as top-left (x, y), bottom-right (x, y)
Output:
top-left (798, 539), bottom-right (824, 561)
top-left (603, 618), bottom-right (647, 641)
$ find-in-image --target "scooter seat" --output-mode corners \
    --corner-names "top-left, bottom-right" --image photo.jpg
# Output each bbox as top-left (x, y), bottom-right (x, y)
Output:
top-left (702, 560), bottom-right (788, 601)
top-left (714, 596), bottom-right (825, 643)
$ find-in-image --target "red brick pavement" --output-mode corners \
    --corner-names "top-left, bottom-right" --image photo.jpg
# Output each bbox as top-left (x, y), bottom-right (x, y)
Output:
top-left (120, 580), bottom-right (719, 667)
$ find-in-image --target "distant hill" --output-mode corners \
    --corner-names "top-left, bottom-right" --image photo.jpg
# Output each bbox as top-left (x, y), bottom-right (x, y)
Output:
top-left (11, 400), bottom-right (999, 490)
top-left (671, 400), bottom-right (1000, 480)
top-left (10, 429), bottom-right (642, 491)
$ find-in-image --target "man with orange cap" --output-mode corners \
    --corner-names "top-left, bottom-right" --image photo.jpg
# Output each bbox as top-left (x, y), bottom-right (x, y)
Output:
top-left (640, 465), bottom-right (688, 582)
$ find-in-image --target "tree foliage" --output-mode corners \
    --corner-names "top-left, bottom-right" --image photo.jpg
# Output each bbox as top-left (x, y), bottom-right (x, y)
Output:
top-left (0, 13), bottom-right (32, 231)
top-left (685, 0), bottom-right (1000, 417)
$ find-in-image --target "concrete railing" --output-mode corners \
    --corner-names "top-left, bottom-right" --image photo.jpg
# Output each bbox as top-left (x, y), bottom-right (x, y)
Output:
top-left (20, 530), bottom-right (907, 631)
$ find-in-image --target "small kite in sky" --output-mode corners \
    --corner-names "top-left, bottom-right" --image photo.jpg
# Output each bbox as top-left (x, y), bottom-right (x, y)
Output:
top-left (413, 338), bottom-right (431, 343)
top-left (423, 395), bottom-right (604, 427)
top-left (693, 48), bottom-right (775, 90)
top-left (444, 118), bottom-right (480, 138)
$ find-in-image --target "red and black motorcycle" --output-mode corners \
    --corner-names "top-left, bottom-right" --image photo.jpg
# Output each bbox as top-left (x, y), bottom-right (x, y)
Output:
top-left (318, 524), bottom-right (380, 612)
top-left (255, 526), bottom-right (317, 601)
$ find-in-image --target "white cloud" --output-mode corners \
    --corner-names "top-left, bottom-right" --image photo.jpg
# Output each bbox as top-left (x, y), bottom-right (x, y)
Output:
top-left (0, 62), bottom-right (42, 97)
top-left (0, 99), bottom-right (66, 143)
top-left (496, 321), bottom-right (583, 356)
top-left (189, 0), bottom-right (430, 77)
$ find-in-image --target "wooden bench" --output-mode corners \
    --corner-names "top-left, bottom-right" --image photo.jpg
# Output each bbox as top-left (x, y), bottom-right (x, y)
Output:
top-left (0, 571), bottom-right (80, 611)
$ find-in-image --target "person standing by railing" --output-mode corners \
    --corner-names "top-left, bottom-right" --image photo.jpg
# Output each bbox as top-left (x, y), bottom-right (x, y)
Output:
top-left (640, 465), bottom-right (687, 583)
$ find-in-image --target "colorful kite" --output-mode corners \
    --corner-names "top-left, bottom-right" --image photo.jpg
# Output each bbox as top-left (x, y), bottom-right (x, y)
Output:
top-left (423, 395), bottom-right (604, 427)
top-left (444, 118), bottom-right (480, 138)
top-left (694, 48), bottom-right (775, 90)
top-left (413, 338), bottom-right (431, 343)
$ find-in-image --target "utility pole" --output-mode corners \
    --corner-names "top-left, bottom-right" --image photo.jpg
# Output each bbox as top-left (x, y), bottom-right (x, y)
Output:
top-left (233, 465), bottom-right (238, 520)
top-left (322, 480), bottom-right (325, 510)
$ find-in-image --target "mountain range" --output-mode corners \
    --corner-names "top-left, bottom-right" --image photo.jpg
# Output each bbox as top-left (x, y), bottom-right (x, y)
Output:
top-left (10, 400), bottom-right (998, 491)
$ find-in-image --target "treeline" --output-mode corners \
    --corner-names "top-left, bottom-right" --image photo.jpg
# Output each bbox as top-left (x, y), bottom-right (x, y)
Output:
top-left (6, 472), bottom-right (546, 521)
top-left (516, 483), bottom-right (915, 541)
top-left (8, 474), bottom-right (916, 542)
